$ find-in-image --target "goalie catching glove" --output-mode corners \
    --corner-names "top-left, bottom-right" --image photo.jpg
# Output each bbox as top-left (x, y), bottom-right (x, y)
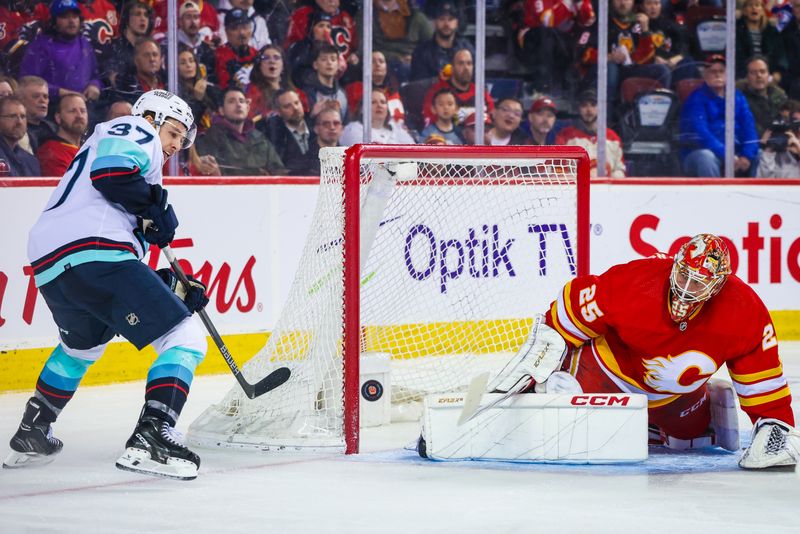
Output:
top-left (487, 315), bottom-right (568, 393)
top-left (739, 418), bottom-right (800, 469)
top-left (156, 268), bottom-right (209, 313)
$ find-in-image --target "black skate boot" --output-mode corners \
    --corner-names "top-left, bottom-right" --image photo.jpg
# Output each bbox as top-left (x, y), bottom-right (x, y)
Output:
top-left (4, 398), bottom-right (63, 468)
top-left (115, 415), bottom-right (200, 480)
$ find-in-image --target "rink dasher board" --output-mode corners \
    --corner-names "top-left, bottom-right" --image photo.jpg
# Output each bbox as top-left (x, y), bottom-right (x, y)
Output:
top-left (423, 393), bottom-right (648, 463)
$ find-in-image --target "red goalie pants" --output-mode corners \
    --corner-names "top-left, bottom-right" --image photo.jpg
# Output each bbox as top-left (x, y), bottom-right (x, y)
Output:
top-left (565, 346), bottom-right (711, 440)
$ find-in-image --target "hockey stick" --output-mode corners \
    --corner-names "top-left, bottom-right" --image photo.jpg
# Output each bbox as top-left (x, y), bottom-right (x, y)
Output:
top-left (161, 246), bottom-right (290, 399)
top-left (457, 375), bottom-right (533, 426)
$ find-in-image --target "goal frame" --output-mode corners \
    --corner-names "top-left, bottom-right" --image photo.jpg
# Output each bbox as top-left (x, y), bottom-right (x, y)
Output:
top-left (341, 144), bottom-right (591, 453)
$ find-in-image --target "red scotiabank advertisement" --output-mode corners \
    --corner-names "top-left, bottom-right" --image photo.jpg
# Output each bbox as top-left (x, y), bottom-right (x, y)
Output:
top-left (0, 179), bottom-right (798, 350)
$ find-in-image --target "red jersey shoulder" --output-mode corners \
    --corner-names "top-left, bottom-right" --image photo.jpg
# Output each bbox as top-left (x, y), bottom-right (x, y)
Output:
top-left (703, 274), bottom-right (771, 345)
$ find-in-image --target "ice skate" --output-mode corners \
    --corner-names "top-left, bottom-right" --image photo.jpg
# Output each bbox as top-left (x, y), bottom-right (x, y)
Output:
top-left (116, 415), bottom-right (200, 481)
top-left (3, 398), bottom-right (63, 469)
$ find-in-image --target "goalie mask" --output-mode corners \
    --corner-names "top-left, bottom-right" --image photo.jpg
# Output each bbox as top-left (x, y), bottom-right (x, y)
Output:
top-left (132, 90), bottom-right (196, 149)
top-left (669, 234), bottom-right (732, 321)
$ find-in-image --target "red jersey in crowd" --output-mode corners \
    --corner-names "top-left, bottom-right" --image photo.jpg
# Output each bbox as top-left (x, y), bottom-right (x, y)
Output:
top-left (554, 124), bottom-right (626, 178)
top-left (545, 257), bottom-right (793, 426)
top-left (152, 0), bottom-right (219, 40)
top-left (422, 79), bottom-right (495, 125)
top-left (215, 43), bottom-right (258, 89)
top-left (37, 137), bottom-right (78, 178)
top-left (284, 6), bottom-right (357, 61)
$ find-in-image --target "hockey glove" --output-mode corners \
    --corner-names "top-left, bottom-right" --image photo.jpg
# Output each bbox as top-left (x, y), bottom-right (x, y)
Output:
top-left (140, 185), bottom-right (179, 248)
top-left (156, 268), bottom-right (209, 313)
top-left (739, 418), bottom-right (800, 469)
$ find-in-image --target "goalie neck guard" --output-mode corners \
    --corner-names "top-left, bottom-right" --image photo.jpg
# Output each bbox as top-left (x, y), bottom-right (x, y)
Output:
top-left (669, 234), bottom-right (732, 322)
top-left (132, 90), bottom-right (196, 149)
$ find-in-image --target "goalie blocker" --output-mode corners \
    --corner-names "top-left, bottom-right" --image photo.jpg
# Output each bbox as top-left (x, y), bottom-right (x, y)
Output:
top-left (420, 392), bottom-right (648, 463)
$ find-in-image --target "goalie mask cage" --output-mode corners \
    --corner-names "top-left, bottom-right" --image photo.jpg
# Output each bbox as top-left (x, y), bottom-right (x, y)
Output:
top-left (188, 145), bottom-right (590, 454)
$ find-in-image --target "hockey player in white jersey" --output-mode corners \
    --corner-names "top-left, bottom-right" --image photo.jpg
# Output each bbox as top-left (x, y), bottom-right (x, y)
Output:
top-left (4, 90), bottom-right (210, 480)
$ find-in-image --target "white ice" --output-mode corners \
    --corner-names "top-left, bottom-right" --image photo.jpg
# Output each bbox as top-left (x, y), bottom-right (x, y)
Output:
top-left (2, 344), bottom-right (799, 534)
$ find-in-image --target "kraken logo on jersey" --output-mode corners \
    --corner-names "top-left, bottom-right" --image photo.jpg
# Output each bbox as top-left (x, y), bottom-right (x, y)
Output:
top-left (642, 351), bottom-right (718, 394)
top-left (126, 313), bottom-right (140, 326)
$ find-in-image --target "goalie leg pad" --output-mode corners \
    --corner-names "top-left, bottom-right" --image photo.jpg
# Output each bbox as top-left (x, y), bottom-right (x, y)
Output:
top-left (708, 379), bottom-right (740, 452)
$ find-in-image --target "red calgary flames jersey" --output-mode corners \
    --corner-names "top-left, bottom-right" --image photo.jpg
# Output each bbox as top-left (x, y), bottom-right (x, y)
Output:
top-left (545, 257), bottom-right (793, 425)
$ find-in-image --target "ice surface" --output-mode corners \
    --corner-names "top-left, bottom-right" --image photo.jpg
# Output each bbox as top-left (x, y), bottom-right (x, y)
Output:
top-left (1, 343), bottom-right (799, 533)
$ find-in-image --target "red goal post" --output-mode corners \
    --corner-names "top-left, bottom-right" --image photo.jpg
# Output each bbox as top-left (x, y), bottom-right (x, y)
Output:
top-left (341, 144), bottom-right (591, 453)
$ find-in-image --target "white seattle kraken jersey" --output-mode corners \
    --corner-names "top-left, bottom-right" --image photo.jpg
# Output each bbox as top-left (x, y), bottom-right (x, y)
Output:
top-left (28, 116), bottom-right (164, 286)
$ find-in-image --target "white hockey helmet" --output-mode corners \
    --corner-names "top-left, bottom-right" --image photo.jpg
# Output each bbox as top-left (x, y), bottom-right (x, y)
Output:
top-left (132, 90), bottom-right (196, 149)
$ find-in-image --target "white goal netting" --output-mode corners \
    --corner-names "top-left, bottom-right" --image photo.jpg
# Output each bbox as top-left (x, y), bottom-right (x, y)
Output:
top-left (188, 145), bottom-right (588, 452)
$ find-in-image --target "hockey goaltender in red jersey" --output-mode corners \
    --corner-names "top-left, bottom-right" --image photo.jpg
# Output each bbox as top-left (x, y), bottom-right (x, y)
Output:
top-left (548, 233), bottom-right (798, 467)
top-left (485, 233), bottom-right (799, 468)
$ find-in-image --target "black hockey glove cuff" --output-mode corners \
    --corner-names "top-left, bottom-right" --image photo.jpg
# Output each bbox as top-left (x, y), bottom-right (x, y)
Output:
top-left (140, 185), bottom-right (179, 248)
top-left (156, 268), bottom-right (209, 313)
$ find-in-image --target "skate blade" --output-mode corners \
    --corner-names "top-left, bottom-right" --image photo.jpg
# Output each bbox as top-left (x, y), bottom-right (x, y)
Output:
top-left (3, 449), bottom-right (57, 469)
top-left (115, 447), bottom-right (198, 481)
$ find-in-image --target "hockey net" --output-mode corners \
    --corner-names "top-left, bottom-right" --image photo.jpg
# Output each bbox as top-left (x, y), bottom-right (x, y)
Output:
top-left (188, 145), bottom-right (590, 453)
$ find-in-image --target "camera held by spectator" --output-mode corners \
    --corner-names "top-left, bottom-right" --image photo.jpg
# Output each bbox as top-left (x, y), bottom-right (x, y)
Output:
top-left (762, 120), bottom-right (800, 153)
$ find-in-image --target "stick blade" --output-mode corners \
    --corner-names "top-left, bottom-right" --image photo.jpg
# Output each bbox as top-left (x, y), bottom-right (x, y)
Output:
top-left (250, 367), bottom-right (291, 398)
top-left (457, 372), bottom-right (490, 426)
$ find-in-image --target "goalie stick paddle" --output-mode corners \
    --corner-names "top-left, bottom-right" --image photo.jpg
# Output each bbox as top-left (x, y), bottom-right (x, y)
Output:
top-left (457, 372), bottom-right (490, 426)
top-left (457, 375), bottom-right (533, 426)
top-left (162, 246), bottom-right (291, 399)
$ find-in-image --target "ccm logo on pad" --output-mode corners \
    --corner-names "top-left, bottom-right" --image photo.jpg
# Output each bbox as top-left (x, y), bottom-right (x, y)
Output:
top-left (570, 395), bottom-right (630, 406)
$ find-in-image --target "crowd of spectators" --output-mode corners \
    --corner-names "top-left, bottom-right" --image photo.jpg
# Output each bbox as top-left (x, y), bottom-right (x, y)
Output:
top-left (1, 0), bottom-right (800, 178)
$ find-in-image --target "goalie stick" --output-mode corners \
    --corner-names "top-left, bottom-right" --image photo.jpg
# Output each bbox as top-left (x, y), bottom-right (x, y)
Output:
top-left (162, 245), bottom-right (290, 399)
top-left (457, 374), bottom-right (533, 426)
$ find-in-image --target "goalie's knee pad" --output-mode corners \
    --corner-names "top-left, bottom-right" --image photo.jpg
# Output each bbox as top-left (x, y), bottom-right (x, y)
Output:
top-left (151, 316), bottom-right (207, 356)
top-left (708, 379), bottom-right (739, 452)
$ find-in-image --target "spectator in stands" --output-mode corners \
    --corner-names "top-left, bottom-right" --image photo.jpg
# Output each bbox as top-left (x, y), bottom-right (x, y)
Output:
top-left (372, 0), bottom-right (433, 83)
top-left (111, 37), bottom-right (165, 103)
top-left (288, 11), bottom-right (336, 87)
top-left (410, 1), bottom-right (473, 82)
top-left (17, 76), bottom-right (56, 155)
top-left (258, 89), bottom-right (315, 175)
top-left (302, 42), bottom-right (348, 119)
top-left (178, 46), bottom-right (220, 131)
top-left (756, 103), bottom-right (800, 178)
top-left (640, 0), bottom-right (699, 86)
top-left (679, 55), bottom-right (759, 177)
top-left (736, 55), bottom-right (788, 137)
top-left (20, 0), bottom-right (102, 106)
top-left (555, 89), bottom-right (626, 178)
top-left (576, 0), bottom-right (670, 115)
top-left (217, 0), bottom-right (271, 50)
top-left (756, 100), bottom-right (800, 178)
top-left (215, 8), bottom-right (259, 90)
top-left (176, 1), bottom-right (218, 84)
top-left (527, 96), bottom-right (558, 145)
top-left (102, 1), bottom-right (154, 87)
top-left (195, 87), bottom-right (286, 175)
top-left (419, 87), bottom-right (463, 144)
top-left (0, 1), bottom-right (48, 78)
top-left (0, 96), bottom-right (41, 177)
top-left (339, 89), bottom-right (416, 145)
top-left (78, 0), bottom-right (120, 61)
top-left (307, 103), bottom-right (343, 174)
top-left (285, 0), bottom-right (358, 70)
top-left (735, 0), bottom-right (786, 81)
top-left (152, 0), bottom-right (219, 42)
top-left (512, 0), bottom-right (579, 93)
top-left (487, 97), bottom-right (532, 145)
top-left (248, 44), bottom-right (302, 120)
top-left (780, 0), bottom-right (800, 100)
top-left (345, 51), bottom-right (406, 128)
top-left (0, 77), bottom-right (17, 98)
top-left (460, 111), bottom-right (491, 145)
top-left (37, 93), bottom-right (88, 177)
top-left (106, 99), bottom-right (132, 120)
top-left (422, 48), bottom-right (494, 125)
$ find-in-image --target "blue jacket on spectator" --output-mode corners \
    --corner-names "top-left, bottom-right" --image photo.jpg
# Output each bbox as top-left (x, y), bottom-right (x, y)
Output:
top-left (19, 33), bottom-right (101, 102)
top-left (679, 84), bottom-right (759, 163)
top-left (0, 137), bottom-right (41, 177)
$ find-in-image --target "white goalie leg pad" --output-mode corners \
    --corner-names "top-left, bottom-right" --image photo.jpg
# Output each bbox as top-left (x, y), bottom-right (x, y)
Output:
top-left (739, 418), bottom-right (800, 469)
top-left (421, 392), bottom-right (648, 463)
top-left (487, 315), bottom-right (567, 393)
top-left (707, 379), bottom-right (740, 452)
